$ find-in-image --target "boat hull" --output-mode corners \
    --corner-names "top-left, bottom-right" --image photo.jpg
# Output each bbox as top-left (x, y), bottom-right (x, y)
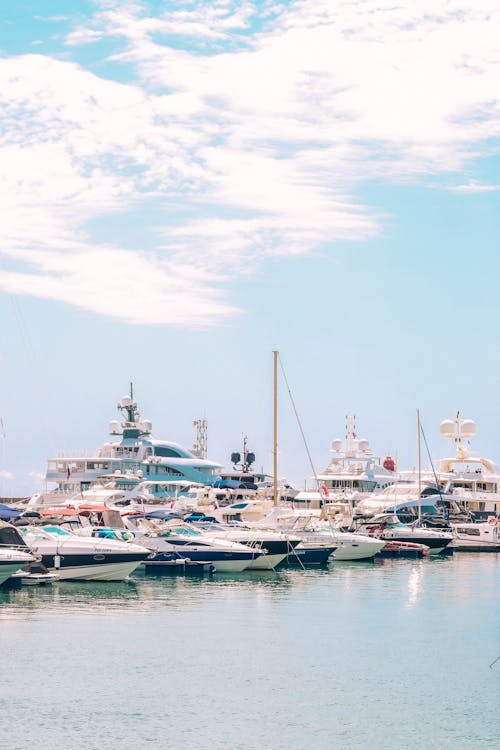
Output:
top-left (143, 550), bottom-right (258, 573)
top-left (333, 540), bottom-right (385, 561)
top-left (280, 545), bottom-right (336, 566)
top-left (40, 554), bottom-right (147, 581)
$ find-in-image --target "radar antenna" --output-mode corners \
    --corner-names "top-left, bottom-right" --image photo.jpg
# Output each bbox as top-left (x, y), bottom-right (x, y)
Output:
top-left (231, 435), bottom-right (255, 473)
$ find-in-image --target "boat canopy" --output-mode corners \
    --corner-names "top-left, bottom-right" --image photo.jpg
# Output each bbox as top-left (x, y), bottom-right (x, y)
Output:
top-left (0, 504), bottom-right (21, 520)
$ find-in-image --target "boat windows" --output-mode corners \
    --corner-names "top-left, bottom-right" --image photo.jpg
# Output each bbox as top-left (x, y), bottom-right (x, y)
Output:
top-left (0, 526), bottom-right (26, 547)
top-left (154, 447), bottom-right (182, 458)
top-left (456, 527), bottom-right (480, 536)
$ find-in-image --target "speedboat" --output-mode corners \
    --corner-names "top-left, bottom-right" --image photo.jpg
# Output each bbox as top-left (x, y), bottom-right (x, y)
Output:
top-left (122, 516), bottom-right (264, 573)
top-left (355, 514), bottom-right (453, 554)
top-left (190, 521), bottom-right (303, 570)
top-left (15, 524), bottom-right (150, 581)
top-left (239, 508), bottom-right (386, 561)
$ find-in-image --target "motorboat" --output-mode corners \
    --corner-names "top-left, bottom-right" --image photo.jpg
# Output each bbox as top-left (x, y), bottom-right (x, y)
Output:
top-left (14, 524), bottom-right (151, 581)
top-left (451, 517), bottom-right (500, 551)
top-left (122, 516), bottom-right (264, 573)
top-left (194, 524), bottom-right (303, 570)
top-left (238, 507), bottom-right (386, 561)
top-left (354, 514), bottom-right (454, 554)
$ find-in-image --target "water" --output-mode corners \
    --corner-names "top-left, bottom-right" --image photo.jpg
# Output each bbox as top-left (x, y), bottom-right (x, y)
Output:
top-left (0, 554), bottom-right (498, 750)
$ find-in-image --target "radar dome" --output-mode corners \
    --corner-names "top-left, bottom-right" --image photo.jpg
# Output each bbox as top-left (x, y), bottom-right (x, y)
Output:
top-left (358, 439), bottom-right (369, 452)
top-left (331, 439), bottom-right (343, 452)
top-left (440, 420), bottom-right (455, 437)
top-left (460, 419), bottom-right (476, 438)
top-left (141, 420), bottom-right (152, 433)
top-left (120, 395), bottom-right (131, 407)
top-left (109, 420), bottom-right (121, 433)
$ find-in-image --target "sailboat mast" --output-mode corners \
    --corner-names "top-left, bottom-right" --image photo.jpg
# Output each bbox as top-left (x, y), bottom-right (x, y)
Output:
top-left (417, 408), bottom-right (422, 522)
top-left (273, 350), bottom-right (278, 507)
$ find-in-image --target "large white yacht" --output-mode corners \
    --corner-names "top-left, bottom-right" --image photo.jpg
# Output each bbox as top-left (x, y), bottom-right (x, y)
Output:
top-left (400, 415), bottom-right (500, 517)
top-left (292, 415), bottom-right (396, 507)
top-left (34, 386), bottom-right (223, 505)
top-left (436, 416), bottom-right (500, 516)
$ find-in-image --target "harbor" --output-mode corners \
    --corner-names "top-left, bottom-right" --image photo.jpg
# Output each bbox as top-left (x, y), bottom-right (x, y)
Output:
top-left (2, 2), bottom-right (500, 747)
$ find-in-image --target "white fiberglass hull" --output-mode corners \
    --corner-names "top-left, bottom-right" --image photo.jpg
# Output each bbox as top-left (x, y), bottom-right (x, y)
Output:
top-left (331, 534), bottom-right (386, 561)
top-left (46, 559), bottom-right (144, 581)
top-left (208, 558), bottom-right (254, 573)
top-left (244, 553), bottom-right (287, 570)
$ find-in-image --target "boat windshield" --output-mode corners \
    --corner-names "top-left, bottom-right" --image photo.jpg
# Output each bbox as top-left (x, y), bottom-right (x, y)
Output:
top-left (159, 524), bottom-right (201, 538)
top-left (18, 527), bottom-right (59, 542)
top-left (41, 526), bottom-right (73, 536)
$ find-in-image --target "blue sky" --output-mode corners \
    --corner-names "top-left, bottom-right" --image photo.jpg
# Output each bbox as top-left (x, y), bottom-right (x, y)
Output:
top-left (1, 0), bottom-right (499, 495)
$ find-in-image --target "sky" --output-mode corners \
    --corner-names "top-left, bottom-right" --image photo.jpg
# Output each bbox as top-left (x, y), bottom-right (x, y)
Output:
top-left (0, 0), bottom-right (499, 496)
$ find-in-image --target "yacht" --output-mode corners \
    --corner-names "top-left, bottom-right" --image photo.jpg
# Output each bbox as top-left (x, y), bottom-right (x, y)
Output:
top-left (292, 415), bottom-right (396, 508)
top-left (14, 524), bottom-right (150, 581)
top-left (32, 386), bottom-right (223, 506)
top-left (436, 416), bottom-right (500, 517)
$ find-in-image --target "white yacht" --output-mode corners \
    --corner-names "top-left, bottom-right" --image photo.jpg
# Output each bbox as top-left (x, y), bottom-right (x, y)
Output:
top-left (292, 416), bottom-right (396, 508)
top-left (31, 386), bottom-right (223, 506)
top-left (14, 524), bottom-right (150, 581)
top-left (436, 416), bottom-right (500, 516)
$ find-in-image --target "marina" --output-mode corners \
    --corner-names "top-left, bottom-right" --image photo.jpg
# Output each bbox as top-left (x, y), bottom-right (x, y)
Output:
top-left (2, 3), bottom-right (500, 746)
top-left (0, 385), bottom-right (497, 750)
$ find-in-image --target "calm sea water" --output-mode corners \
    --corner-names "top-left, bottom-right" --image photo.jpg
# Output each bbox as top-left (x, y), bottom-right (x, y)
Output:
top-left (0, 554), bottom-right (498, 750)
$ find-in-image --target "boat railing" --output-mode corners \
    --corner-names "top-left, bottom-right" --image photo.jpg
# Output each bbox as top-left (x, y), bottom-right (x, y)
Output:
top-left (56, 451), bottom-right (97, 458)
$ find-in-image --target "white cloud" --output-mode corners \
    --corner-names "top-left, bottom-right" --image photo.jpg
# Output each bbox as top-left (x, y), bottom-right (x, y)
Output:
top-left (0, 470), bottom-right (15, 480)
top-left (451, 181), bottom-right (500, 193)
top-left (1, 1), bottom-right (499, 326)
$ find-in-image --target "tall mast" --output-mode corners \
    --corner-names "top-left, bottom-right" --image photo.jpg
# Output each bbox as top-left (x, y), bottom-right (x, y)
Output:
top-left (417, 408), bottom-right (422, 522)
top-left (273, 350), bottom-right (278, 507)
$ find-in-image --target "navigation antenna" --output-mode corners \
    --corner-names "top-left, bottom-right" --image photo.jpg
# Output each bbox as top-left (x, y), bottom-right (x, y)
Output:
top-left (192, 419), bottom-right (208, 459)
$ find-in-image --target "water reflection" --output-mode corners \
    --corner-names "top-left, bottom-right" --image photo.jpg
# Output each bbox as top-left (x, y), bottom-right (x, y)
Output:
top-left (406, 563), bottom-right (424, 608)
top-left (0, 553), bottom-right (496, 621)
